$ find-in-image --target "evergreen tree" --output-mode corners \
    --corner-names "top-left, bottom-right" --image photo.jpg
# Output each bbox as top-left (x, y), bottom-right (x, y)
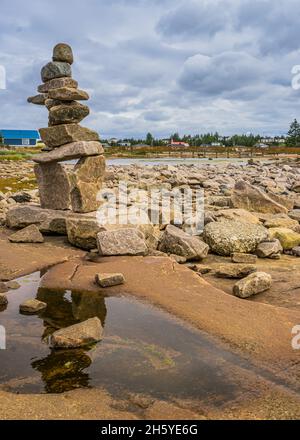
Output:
top-left (286, 119), bottom-right (300, 147)
top-left (146, 132), bottom-right (154, 145)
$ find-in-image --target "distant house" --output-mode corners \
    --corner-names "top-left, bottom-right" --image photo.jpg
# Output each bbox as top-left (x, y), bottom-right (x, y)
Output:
top-left (169, 141), bottom-right (190, 148)
top-left (0, 129), bottom-right (40, 147)
top-left (118, 141), bottom-right (132, 147)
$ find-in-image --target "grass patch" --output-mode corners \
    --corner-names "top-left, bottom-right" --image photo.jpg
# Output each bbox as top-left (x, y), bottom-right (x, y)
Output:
top-left (0, 176), bottom-right (37, 193)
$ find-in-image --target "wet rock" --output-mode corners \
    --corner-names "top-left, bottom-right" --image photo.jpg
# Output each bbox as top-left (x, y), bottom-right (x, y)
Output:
top-left (66, 216), bottom-right (103, 250)
top-left (269, 227), bottom-right (300, 250)
top-left (231, 180), bottom-right (288, 214)
top-left (48, 102), bottom-right (90, 125)
top-left (70, 156), bottom-right (106, 213)
top-left (97, 228), bottom-right (148, 256)
top-left (8, 224), bottom-right (44, 243)
top-left (39, 124), bottom-right (99, 148)
top-left (95, 273), bottom-right (125, 288)
top-left (41, 61), bottom-right (72, 82)
top-left (203, 220), bottom-right (269, 256)
top-left (52, 43), bottom-right (74, 64)
top-left (256, 240), bottom-right (283, 259)
top-left (6, 280), bottom-right (20, 290)
top-left (233, 272), bottom-right (272, 298)
top-left (27, 94), bottom-right (47, 105)
top-left (34, 163), bottom-right (71, 210)
top-left (6, 205), bottom-right (70, 234)
top-left (50, 317), bottom-right (103, 348)
top-left (48, 87), bottom-right (89, 101)
top-left (159, 225), bottom-right (209, 261)
top-left (33, 141), bottom-right (103, 164)
top-left (231, 253), bottom-right (258, 264)
top-left (0, 282), bottom-right (8, 293)
top-left (38, 77), bottom-right (78, 93)
top-left (215, 264), bottom-right (257, 279)
top-left (0, 294), bottom-right (8, 306)
top-left (20, 299), bottom-right (47, 314)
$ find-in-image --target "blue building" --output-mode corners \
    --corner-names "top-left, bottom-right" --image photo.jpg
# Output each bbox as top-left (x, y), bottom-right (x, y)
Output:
top-left (0, 129), bottom-right (40, 147)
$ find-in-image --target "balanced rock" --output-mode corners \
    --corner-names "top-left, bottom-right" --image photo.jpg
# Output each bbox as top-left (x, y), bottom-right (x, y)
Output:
top-left (70, 155), bottom-right (105, 213)
top-left (256, 240), bottom-right (283, 258)
top-left (97, 228), bottom-right (148, 256)
top-left (159, 225), bottom-right (209, 261)
top-left (48, 102), bottom-right (90, 126)
top-left (203, 220), bottom-right (269, 256)
top-left (20, 299), bottom-right (47, 314)
top-left (45, 99), bottom-right (66, 110)
top-left (8, 224), bottom-right (44, 243)
top-left (39, 124), bottom-right (99, 148)
top-left (95, 273), bottom-right (125, 288)
top-left (215, 264), bottom-right (257, 279)
top-left (48, 87), bottom-right (89, 101)
top-left (233, 272), bottom-right (272, 299)
top-left (27, 94), bottom-right (47, 105)
top-left (38, 77), bottom-right (78, 93)
top-left (34, 163), bottom-right (71, 210)
top-left (51, 317), bottom-right (103, 348)
top-left (41, 61), bottom-right (72, 83)
top-left (52, 43), bottom-right (74, 64)
top-left (231, 253), bottom-right (258, 264)
top-left (33, 141), bottom-right (103, 163)
top-left (231, 180), bottom-right (288, 214)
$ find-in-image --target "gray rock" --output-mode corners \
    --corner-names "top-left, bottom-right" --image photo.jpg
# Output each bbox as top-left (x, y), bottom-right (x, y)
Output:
top-left (39, 124), bottom-right (99, 148)
top-left (215, 264), bottom-right (257, 279)
top-left (34, 163), bottom-right (71, 210)
top-left (159, 225), bottom-right (209, 261)
top-left (51, 317), bottom-right (103, 348)
top-left (233, 272), bottom-right (272, 298)
top-left (11, 192), bottom-right (32, 203)
top-left (41, 61), bottom-right (72, 82)
top-left (95, 273), bottom-right (125, 288)
top-left (203, 220), bottom-right (269, 256)
top-left (52, 43), bottom-right (74, 64)
top-left (292, 246), bottom-right (300, 257)
top-left (8, 224), bottom-right (44, 243)
top-left (231, 253), bottom-right (258, 264)
top-left (48, 102), bottom-right (90, 126)
top-left (20, 299), bottom-right (47, 314)
top-left (256, 240), bottom-right (283, 259)
top-left (33, 141), bottom-right (104, 164)
top-left (6, 205), bottom-right (71, 234)
top-left (97, 228), bottom-right (148, 256)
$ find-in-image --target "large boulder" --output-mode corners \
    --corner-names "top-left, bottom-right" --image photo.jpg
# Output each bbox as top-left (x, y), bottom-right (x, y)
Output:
top-left (39, 124), bottom-right (99, 148)
top-left (231, 181), bottom-right (288, 214)
top-left (233, 272), bottom-right (272, 299)
top-left (159, 225), bottom-right (209, 261)
top-left (34, 163), bottom-right (71, 210)
top-left (97, 228), bottom-right (148, 256)
top-left (66, 216), bottom-right (103, 250)
top-left (33, 141), bottom-right (103, 164)
top-left (70, 155), bottom-right (106, 213)
top-left (203, 220), bottom-right (269, 256)
top-left (8, 224), bottom-right (44, 243)
top-left (51, 317), bottom-right (103, 348)
top-left (6, 205), bottom-right (71, 234)
top-left (269, 227), bottom-right (300, 250)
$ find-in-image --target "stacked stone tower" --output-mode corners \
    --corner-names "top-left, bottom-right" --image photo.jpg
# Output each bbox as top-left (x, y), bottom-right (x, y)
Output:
top-left (28, 43), bottom-right (105, 213)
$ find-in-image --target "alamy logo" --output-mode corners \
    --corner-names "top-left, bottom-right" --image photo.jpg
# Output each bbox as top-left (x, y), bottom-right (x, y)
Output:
top-left (291, 325), bottom-right (300, 350)
top-left (0, 325), bottom-right (6, 350)
top-left (291, 65), bottom-right (300, 90)
top-left (0, 65), bottom-right (6, 90)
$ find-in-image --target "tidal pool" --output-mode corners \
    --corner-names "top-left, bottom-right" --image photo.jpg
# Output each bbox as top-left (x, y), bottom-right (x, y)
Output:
top-left (0, 272), bottom-right (296, 404)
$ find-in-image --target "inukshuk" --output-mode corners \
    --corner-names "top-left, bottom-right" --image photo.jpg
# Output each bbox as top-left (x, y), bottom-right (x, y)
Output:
top-left (28, 43), bottom-right (105, 213)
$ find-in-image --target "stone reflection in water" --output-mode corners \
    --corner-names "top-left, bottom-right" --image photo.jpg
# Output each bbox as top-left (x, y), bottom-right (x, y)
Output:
top-left (31, 287), bottom-right (107, 393)
top-left (31, 349), bottom-right (92, 393)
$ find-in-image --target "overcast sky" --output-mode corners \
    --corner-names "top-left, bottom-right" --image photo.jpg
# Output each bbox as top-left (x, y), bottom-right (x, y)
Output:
top-left (0, 0), bottom-right (299, 138)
